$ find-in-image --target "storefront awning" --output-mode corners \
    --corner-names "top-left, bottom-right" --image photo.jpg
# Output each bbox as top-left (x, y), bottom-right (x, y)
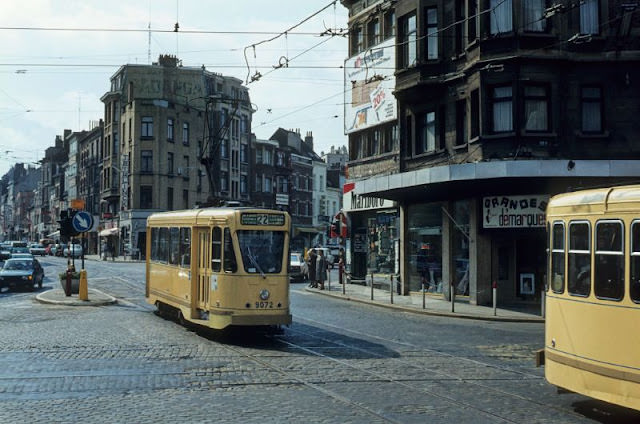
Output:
top-left (99, 227), bottom-right (119, 237)
top-left (46, 231), bottom-right (60, 239)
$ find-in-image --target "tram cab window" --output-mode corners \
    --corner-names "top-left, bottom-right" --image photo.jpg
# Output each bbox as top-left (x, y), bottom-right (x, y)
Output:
top-left (551, 222), bottom-right (565, 293)
top-left (223, 228), bottom-right (237, 272)
top-left (594, 221), bottom-right (624, 301)
top-left (211, 227), bottom-right (222, 272)
top-left (630, 221), bottom-right (640, 303)
top-left (179, 228), bottom-right (190, 267)
top-left (568, 222), bottom-right (591, 297)
top-left (169, 227), bottom-right (180, 265)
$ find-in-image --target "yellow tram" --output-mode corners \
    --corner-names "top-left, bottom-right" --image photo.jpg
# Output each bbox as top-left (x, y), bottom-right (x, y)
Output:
top-left (145, 207), bottom-right (292, 329)
top-left (546, 185), bottom-right (640, 411)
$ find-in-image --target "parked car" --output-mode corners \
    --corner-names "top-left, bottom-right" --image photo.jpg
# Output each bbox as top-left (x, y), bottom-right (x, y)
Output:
top-left (0, 247), bottom-right (11, 261)
top-left (29, 243), bottom-right (47, 256)
top-left (63, 244), bottom-right (83, 258)
top-left (0, 257), bottom-right (44, 291)
top-left (11, 253), bottom-right (34, 259)
top-left (289, 252), bottom-right (308, 282)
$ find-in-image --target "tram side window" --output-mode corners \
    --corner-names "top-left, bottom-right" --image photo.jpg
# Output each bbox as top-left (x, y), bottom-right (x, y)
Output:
top-left (551, 222), bottom-right (565, 293)
top-left (151, 227), bottom-right (160, 261)
top-left (568, 222), bottom-right (591, 297)
top-left (223, 228), bottom-right (237, 272)
top-left (180, 227), bottom-right (190, 267)
top-left (169, 227), bottom-right (180, 265)
top-left (630, 222), bottom-right (640, 303)
top-left (595, 221), bottom-right (624, 301)
top-left (158, 227), bottom-right (169, 263)
top-left (211, 227), bottom-right (221, 272)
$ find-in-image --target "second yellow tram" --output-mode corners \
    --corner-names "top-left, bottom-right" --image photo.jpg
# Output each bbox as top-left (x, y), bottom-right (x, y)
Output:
top-left (546, 185), bottom-right (640, 411)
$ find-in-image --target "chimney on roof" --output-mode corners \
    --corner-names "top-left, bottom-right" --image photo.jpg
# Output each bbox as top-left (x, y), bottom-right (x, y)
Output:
top-left (158, 54), bottom-right (179, 67)
top-left (304, 131), bottom-right (313, 150)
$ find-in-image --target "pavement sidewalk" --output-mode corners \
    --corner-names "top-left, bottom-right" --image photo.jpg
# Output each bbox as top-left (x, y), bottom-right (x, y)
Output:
top-left (304, 279), bottom-right (545, 323)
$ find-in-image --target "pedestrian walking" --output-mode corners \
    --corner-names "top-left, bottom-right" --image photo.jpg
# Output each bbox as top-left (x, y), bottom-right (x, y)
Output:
top-left (307, 248), bottom-right (317, 288)
top-left (316, 249), bottom-right (328, 290)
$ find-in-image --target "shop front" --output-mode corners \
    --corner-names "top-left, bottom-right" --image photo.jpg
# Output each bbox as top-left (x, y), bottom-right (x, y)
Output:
top-left (343, 182), bottom-right (398, 283)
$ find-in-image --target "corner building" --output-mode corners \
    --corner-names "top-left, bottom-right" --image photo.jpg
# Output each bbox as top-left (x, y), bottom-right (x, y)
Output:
top-left (341, 0), bottom-right (640, 305)
top-left (100, 55), bottom-right (252, 256)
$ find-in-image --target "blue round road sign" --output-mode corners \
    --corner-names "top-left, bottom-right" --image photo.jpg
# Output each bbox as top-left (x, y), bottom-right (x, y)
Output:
top-left (72, 211), bottom-right (94, 233)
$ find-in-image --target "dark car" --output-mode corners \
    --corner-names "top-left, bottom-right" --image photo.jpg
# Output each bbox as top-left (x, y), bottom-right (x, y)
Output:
top-left (0, 257), bottom-right (44, 291)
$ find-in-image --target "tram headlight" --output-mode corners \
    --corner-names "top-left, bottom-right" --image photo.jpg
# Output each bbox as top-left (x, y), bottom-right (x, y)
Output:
top-left (259, 289), bottom-right (270, 300)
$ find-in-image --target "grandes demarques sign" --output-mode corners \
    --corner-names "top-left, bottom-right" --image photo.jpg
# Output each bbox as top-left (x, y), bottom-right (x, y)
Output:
top-left (483, 195), bottom-right (549, 228)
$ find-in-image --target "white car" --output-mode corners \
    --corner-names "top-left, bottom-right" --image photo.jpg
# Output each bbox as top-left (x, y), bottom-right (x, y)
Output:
top-left (29, 243), bottom-right (47, 256)
top-left (63, 244), bottom-right (83, 258)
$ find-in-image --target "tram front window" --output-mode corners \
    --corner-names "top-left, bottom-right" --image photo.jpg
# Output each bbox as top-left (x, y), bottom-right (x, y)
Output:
top-left (237, 230), bottom-right (285, 274)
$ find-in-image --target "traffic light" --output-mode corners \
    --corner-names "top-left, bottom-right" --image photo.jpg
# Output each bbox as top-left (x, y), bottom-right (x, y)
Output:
top-left (57, 209), bottom-right (79, 238)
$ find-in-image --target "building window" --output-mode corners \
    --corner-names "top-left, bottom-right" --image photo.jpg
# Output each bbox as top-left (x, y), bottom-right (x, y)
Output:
top-left (491, 86), bottom-right (513, 132)
top-left (221, 172), bottom-right (228, 192)
top-left (416, 111), bottom-right (436, 154)
top-left (568, 221), bottom-right (591, 297)
top-left (384, 10), bottom-right (395, 39)
top-left (523, 0), bottom-right (546, 32)
top-left (400, 13), bottom-right (417, 68)
top-left (182, 156), bottom-right (189, 178)
top-left (255, 175), bottom-right (262, 192)
top-left (468, 0), bottom-right (479, 43)
top-left (490, 0), bottom-right (513, 34)
top-left (167, 187), bottom-right (174, 210)
top-left (240, 144), bottom-right (248, 163)
top-left (182, 122), bottom-right (189, 145)
top-left (264, 149), bottom-right (272, 165)
top-left (167, 152), bottom-right (174, 175)
top-left (167, 118), bottom-right (174, 141)
top-left (221, 140), bottom-right (228, 159)
top-left (470, 89), bottom-right (479, 139)
top-left (240, 175), bottom-right (248, 194)
top-left (367, 18), bottom-right (380, 47)
top-left (425, 7), bottom-right (438, 60)
top-left (383, 123), bottom-right (398, 153)
top-left (140, 186), bottom-right (152, 209)
top-left (581, 86), bottom-right (603, 133)
top-left (141, 150), bottom-right (153, 173)
top-left (594, 220), bottom-right (624, 300)
top-left (183, 189), bottom-right (189, 209)
top-left (580, 0), bottom-right (599, 35)
top-left (456, 99), bottom-right (467, 146)
top-left (141, 116), bottom-right (153, 138)
top-left (350, 25), bottom-right (363, 55)
top-left (524, 85), bottom-right (549, 132)
top-left (256, 148), bottom-right (262, 164)
top-left (265, 177), bottom-right (272, 193)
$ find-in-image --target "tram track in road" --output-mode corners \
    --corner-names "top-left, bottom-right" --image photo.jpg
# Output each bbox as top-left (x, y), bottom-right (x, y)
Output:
top-left (271, 316), bottom-right (592, 423)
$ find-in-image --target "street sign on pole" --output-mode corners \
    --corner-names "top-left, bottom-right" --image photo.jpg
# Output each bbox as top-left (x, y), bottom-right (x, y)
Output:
top-left (72, 211), bottom-right (94, 234)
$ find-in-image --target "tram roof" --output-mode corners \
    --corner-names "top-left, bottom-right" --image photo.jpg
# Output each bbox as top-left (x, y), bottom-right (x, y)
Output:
top-left (548, 184), bottom-right (640, 215)
top-left (146, 207), bottom-right (289, 225)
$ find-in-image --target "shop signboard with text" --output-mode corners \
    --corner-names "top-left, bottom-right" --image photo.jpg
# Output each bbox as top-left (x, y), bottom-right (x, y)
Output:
top-left (343, 182), bottom-right (396, 212)
top-left (483, 195), bottom-right (549, 228)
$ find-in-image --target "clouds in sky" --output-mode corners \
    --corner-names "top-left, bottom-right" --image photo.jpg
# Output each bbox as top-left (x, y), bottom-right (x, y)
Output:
top-left (0, 0), bottom-right (349, 175)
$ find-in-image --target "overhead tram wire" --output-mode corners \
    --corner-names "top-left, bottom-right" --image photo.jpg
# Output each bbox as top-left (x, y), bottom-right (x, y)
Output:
top-left (0, 26), bottom-right (327, 36)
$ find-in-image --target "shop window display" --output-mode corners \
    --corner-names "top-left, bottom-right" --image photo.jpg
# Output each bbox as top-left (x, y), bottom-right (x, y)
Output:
top-left (367, 212), bottom-right (398, 274)
top-left (452, 200), bottom-right (470, 296)
top-left (408, 204), bottom-right (443, 292)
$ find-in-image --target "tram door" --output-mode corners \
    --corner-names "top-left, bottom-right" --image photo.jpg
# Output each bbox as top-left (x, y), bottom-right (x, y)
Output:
top-left (195, 228), bottom-right (211, 312)
top-left (492, 238), bottom-right (516, 301)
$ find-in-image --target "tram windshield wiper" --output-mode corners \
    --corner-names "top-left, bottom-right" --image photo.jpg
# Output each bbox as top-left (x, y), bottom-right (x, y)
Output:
top-left (247, 246), bottom-right (265, 278)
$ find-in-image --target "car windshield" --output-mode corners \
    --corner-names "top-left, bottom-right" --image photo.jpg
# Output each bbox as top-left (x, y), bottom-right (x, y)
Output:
top-left (4, 260), bottom-right (33, 271)
top-left (237, 230), bottom-right (285, 274)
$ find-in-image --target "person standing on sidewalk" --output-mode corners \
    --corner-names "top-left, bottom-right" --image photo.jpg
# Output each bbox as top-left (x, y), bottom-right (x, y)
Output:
top-left (307, 248), bottom-right (317, 288)
top-left (316, 249), bottom-right (328, 290)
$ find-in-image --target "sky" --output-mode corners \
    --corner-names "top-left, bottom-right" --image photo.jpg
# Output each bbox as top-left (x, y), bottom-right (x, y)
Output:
top-left (0, 0), bottom-right (350, 177)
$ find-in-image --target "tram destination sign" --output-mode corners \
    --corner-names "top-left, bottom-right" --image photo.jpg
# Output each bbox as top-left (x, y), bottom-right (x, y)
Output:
top-left (241, 213), bottom-right (285, 226)
top-left (483, 195), bottom-right (549, 229)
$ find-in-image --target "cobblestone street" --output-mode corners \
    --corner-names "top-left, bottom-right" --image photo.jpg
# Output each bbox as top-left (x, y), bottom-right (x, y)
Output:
top-left (0, 258), bottom-right (638, 423)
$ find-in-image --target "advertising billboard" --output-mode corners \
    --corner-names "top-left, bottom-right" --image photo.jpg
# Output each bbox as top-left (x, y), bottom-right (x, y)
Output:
top-left (344, 38), bottom-right (396, 134)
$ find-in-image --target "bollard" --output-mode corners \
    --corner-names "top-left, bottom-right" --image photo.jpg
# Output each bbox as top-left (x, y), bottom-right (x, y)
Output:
top-left (65, 268), bottom-right (72, 297)
top-left (79, 269), bottom-right (89, 301)
top-left (422, 278), bottom-right (426, 309)
top-left (370, 272), bottom-right (374, 300)
top-left (341, 263), bottom-right (345, 295)
top-left (390, 275), bottom-right (394, 304)
top-left (328, 265), bottom-right (331, 292)
top-left (541, 290), bottom-right (545, 318)
top-left (450, 281), bottom-right (455, 313)
top-left (492, 280), bottom-right (497, 316)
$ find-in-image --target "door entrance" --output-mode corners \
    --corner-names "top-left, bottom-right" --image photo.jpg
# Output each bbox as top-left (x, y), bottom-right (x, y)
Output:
top-left (196, 228), bottom-right (210, 312)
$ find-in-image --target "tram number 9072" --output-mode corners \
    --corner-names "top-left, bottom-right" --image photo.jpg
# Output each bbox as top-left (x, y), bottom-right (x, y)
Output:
top-left (255, 301), bottom-right (273, 309)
